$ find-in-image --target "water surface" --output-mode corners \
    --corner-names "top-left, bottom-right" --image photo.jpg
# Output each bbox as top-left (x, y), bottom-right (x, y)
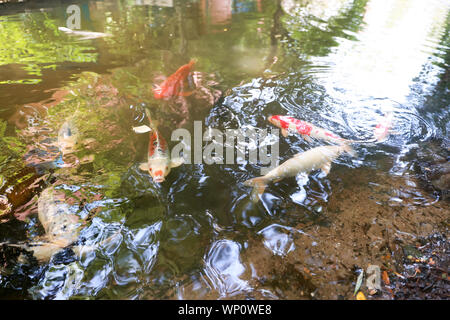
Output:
top-left (0, 0), bottom-right (448, 300)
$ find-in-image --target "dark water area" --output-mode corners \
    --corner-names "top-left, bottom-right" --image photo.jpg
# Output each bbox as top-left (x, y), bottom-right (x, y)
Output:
top-left (0, 0), bottom-right (448, 300)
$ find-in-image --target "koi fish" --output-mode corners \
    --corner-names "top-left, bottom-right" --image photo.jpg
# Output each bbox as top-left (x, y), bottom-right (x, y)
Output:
top-left (133, 109), bottom-right (184, 183)
top-left (57, 119), bottom-right (79, 155)
top-left (0, 187), bottom-right (81, 262)
top-left (153, 59), bottom-right (196, 99)
top-left (58, 27), bottom-right (112, 40)
top-left (269, 114), bottom-right (393, 144)
top-left (268, 115), bottom-right (350, 144)
top-left (373, 112), bottom-right (393, 142)
top-left (1, 187), bottom-right (122, 262)
top-left (244, 144), bottom-right (355, 202)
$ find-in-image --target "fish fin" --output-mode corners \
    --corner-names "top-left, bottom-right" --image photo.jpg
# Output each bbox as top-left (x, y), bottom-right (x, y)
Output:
top-left (30, 242), bottom-right (64, 262)
top-left (139, 163), bottom-right (149, 171)
top-left (244, 177), bottom-right (268, 203)
top-left (133, 125), bottom-right (152, 133)
top-left (72, 244), bottom-right (97, 257)
top-left (152, 84), bottom-right (162, 98)
top-left (58, 27), bottom-right (73, 33)
top-left (188, 58), bottom-right (197, 68)
top-left (170, 157), bottom-right (184, 168)
top-left (281, 129), bottom-right (289, 137)
top-left (320, 162), bottom-right (332, 176)
top-left (153, 84), bottom-right (161, 91)
top-left (301, 134), bottom-right (313, 143)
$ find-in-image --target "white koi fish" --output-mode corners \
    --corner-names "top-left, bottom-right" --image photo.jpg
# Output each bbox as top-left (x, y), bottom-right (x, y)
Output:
top-left (58, 27), bottom-right (112, 40)
top-left (0, 187), bottom-right (81, 262)
top-left (244, 144), bottom-right (355, 202)
top-left (57, 119), bottom-right (79, 155)
top-left (133, 109), bottom-right (184, 183)
top-left (0, 187), bottom-right (119, 262)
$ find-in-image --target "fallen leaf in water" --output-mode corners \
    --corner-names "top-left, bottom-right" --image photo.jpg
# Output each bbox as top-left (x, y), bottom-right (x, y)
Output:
top-left (356, 292), bottom-right (366, 300)
top-left (382, 271), bottom-right (390, 285)
top-left (354, 270), bottom-right (364, 296)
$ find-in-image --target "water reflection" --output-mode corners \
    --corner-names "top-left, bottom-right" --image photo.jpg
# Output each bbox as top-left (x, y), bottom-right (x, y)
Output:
top-left (0, 0), bottom-right (448, 300)
top-left (257, 224), bottom-right (298, 256)
top-left (203, 239), bottom-right (250, 298)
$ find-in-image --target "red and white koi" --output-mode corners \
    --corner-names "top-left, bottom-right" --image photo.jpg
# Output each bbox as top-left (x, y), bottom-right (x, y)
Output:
top-left (268, 114), bottom-right (394, 144)
top-left (268, 115), bottom-right (350, 144)
top-left (244, 144), bottom-right (355, 202)
top-left (153, 59), bottom-right (196, 100)
top-left (133, 109), bottom-right (183, 183)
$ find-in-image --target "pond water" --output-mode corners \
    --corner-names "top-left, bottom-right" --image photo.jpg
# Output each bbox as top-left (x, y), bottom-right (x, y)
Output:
top-left (0, 0), bottom-right (448, 300)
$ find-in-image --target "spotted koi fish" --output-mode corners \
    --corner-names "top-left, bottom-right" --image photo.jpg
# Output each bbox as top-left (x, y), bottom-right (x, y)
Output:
top-left (268, 114), bottom-right (392, 144)
top-left (153, 59), bottom-right (196, 100)
top-left (268, 115), bottom-right (351, 144)
top-left (133, 109), bottom-right (183, 183)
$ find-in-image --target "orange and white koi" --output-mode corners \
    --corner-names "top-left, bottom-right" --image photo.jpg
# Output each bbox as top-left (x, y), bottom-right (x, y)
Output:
top-left (153, 59), bottom-right (196, 99)
top-left (133, 109), bottom-right (183, 183)
top-left (244, 144), bottom-right (355, 202)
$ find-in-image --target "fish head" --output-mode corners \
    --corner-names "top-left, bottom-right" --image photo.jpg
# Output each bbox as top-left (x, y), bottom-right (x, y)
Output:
top-left (58, 121), bottom-right (79, 154)
top-left (268, 115), bottom-right (282, 128)
top-left (148, 159), bottom-right (170, 183)
top-left (152, 85), bottom-right (164, 99)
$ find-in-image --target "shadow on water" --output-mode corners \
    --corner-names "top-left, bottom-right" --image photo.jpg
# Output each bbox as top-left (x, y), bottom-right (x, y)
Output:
top-left (0, 0), bottom-right (448, 299)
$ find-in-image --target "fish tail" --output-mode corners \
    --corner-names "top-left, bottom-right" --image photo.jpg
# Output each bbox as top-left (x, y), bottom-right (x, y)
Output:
top-left (243, 177), bottom-right (268, 202)
top-left (188, 58), bottom-right (197, 69)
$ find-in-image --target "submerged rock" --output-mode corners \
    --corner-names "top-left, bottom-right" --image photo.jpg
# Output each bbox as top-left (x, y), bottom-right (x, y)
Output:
top-left (413, 139), bottom-right (449, 200)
